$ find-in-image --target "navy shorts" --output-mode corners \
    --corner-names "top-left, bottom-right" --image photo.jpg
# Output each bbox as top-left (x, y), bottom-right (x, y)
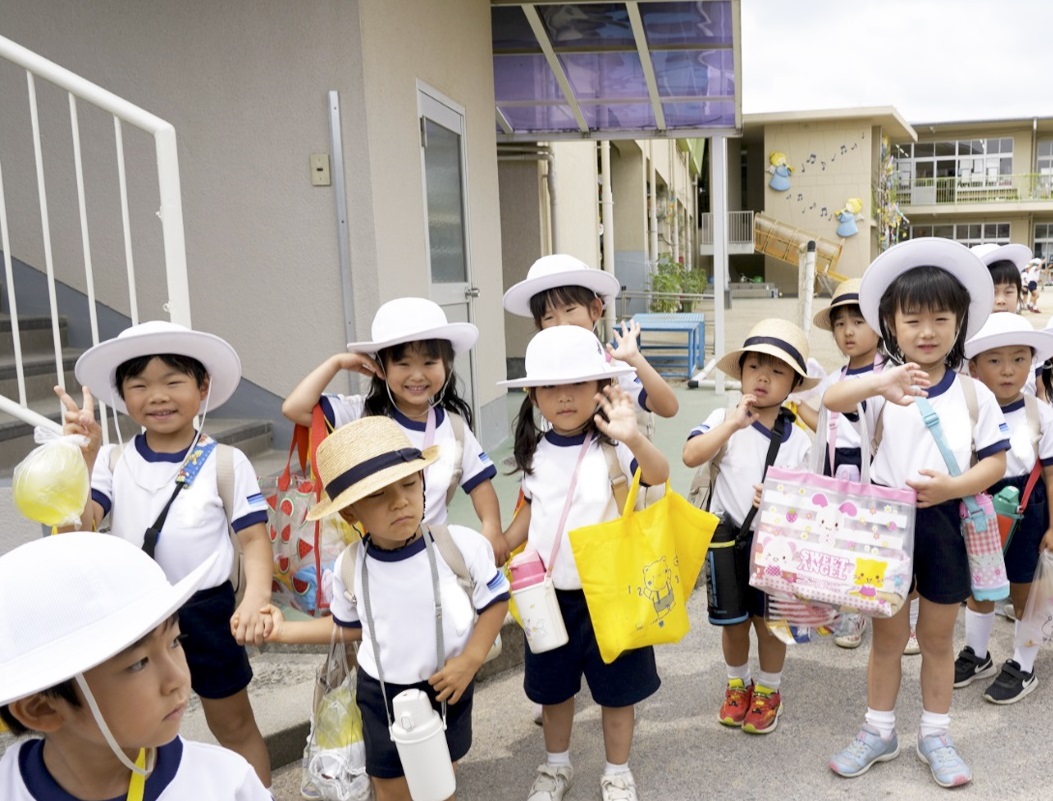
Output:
top-left (1029, 280), bottom-right (1039, 292)
top-left (994, 474), bottom-right (1048, 584)
top-left (178, 582), bottom-right (252, 699)
top-left (912, 500), bottom-right (971, 604)
top-left (523, 589), bottom-right (661, 708)
top-left (356, 670), bottom-right (474, 779)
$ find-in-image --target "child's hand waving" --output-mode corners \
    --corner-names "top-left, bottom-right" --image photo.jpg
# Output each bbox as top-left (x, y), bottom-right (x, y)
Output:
top-left (729, 394), bottom-right (758, 430)
top-left (607, 319), bottom-right (642, 364)
top-left (878, 363), bottom-right (930, 406)
top-left (593, 383), bottom-right (638, 443)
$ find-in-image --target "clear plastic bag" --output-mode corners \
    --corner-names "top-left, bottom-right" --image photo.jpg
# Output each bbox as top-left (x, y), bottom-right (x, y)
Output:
top-left (305, 633), bottom-right (371, 801)
top-left (1017, 551), bottom-right (1053, 648)
top-left (765, 593), bottom-right (855, 645)
top-left (12, 427), bottom-right (89, 526)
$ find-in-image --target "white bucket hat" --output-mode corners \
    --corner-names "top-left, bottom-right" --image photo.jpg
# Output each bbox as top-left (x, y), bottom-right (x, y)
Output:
top-left (715, 319), bottom-right (821, 390)
top-left (498, 325), bottom-right (635, 388)
top-left (346, 297), bottom-right (478, 355)
top-left (860, 238), bottom-right (993, 341)
top-left (964, 312), bottom-right (1053, 361)
top-left (971, 242), bottom-right (1032, 272)
top-left (502, 254), bottom-right (621, 318)
top-left (75, 321), bottom-right (241, 414)
top-left (0, 533), bottom-right (214, 706)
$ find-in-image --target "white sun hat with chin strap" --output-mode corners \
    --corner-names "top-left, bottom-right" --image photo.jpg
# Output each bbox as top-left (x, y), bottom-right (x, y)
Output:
top-left (964, 311), bottom-right (1053, 362)
top-left (0, 532), bottom-right (215, 707)
top-left (971, 242), bottom-right (1032, 273)
top-left (346, 297), bottom-right (478, 355)
top-left (502, 254), bottom-right (622, 318)
top-left (498, 325), bottom-right (635, 388)
top-left (74, 321), bottom-right (241, 415)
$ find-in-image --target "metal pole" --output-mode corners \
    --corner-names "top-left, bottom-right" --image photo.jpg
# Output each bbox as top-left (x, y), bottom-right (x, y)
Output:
top-left (600, 141), bottom-right (615, 335)
top-left (328, 90), bottom-right (357, 393)
top-left (709, 135), bottom-right (729, 394)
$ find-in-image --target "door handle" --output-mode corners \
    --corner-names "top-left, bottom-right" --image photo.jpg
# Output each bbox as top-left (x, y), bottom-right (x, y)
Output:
top-left (465, 286), bottom-right (480, 298)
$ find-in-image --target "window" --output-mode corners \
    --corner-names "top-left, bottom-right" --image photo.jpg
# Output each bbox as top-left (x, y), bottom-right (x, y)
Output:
top-left (1035, 222), bottom-right (1053, 262)
top-left (892, 137), bottom-right (1015, 194)
top-left (905, 221), bottom-right (1010, 246)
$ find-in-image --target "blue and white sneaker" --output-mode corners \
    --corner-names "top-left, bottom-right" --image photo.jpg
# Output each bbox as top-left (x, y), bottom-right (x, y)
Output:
top-left (916, 732), bottom-right (972, 787)
top-left (829, 725), bottom-right (900, 777)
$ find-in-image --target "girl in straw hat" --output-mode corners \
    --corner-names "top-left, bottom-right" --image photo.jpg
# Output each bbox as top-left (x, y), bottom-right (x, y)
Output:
top-left (825, 238), bottom-right (1008, 788)
top-left (683, 318), bottom-right (816, 736)
top-left (283, 297), bottom-right (506, 563)
top-left (500, 325), bottom-right (669, 801)
top-left (255, 415), bottom-right (509, 801)
top-left (54, 321), bottom-right (273, 788)
top-left (954, 313), bottom-right (1053, 705)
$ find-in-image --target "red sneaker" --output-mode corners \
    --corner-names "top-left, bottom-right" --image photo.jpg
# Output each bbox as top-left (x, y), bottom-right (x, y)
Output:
top-left (718, 679), bottom-right (753, 727)
top-left (742, 684), bottom-right (783, 734)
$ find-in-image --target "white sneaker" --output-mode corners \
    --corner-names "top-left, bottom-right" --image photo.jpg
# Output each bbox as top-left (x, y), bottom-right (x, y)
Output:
top-left (527, 764), bottom-right (573, 801)
top-left (903, 629), bottom-right (920, 655)
top-left (601, 770), bottom-right (638, 801)
top-left (834, 616), bottom-right (867, 649)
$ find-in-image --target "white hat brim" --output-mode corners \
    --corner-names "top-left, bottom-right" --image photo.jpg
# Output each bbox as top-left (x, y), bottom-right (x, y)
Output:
top-left (498, 363), bottom-right (636, 389)
top-left (860, 239), bottom-right (993, 341)
top-left (75, 329), bottom-right (241, 414)
top-left (0, 550), bottom-right (215, 705)
top-left (503, 269), bottom-right (621, 317)
top-left (976, 243), bottom-right (1032, 272)
top-left (965, 329), bottom-right (1053, 362)
top-left (347, 322), bottom-right (478, 356)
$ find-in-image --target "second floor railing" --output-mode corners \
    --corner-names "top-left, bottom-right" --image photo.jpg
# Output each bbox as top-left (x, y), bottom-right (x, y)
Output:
top-left (698, 210), bottom-right (755, 245)
top-left (897, 173), bottom-right (1053, 206)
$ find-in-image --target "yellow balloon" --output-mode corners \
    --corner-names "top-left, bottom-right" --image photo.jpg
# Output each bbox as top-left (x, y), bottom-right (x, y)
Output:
top-left (12, 438), bottom-right (89, 527)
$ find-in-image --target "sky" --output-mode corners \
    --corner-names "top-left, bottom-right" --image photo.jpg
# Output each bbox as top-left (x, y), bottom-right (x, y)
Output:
top-left (741, 0), bottom-right (1053, 123)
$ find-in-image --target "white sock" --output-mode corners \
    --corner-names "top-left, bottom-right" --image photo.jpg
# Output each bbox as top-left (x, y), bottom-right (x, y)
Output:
top-left (604, 761), bottom-right (630, 777)
top-left (726, 662), bottom-right (751, 684)
top-left (755, 670), bottom-right (781, 691)
top-left (965, 609), bottom-right (995, 658)
top-left (909, 596), bottom-right (920, 630)
top-left (864, 708), bottom-right (896, 740)
top-left (1014, 621), bottom-right (1040, 673)
top-left (919, 709), bottom-right (951, 739)
top-left (546, 750), bottom-right (571, 768)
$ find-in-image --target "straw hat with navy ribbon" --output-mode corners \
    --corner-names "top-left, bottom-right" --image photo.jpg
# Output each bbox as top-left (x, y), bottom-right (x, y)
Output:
top-left (813, 277), bottom-right (866, 332)
top-left (715, 319), bottom-right (821, 390)
top-left (306, 416), bottom-right (439, 521)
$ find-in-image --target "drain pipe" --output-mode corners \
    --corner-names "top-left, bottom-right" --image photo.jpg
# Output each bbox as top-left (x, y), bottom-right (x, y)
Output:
top-left (498, 145), bottom-right (557, 250)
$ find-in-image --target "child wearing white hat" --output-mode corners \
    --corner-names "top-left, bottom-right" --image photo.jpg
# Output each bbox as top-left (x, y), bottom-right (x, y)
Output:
top-left (255, 415), bottom-right (509, 801)
top-left (500, 325), bottom-right (669, 801)
top-left (683, 318), bottom-right (815, 736)
top-left (954, 313), bottom-right (1053, 704)
top-left (503, 253), bottom-right (680, 426)
top-left (283, 297), bottom-right (505, 563)
top-left (825, 238), bottom-right (1009, 788)
top-left (53, 321), bottom-right (273, 787)
top-left (0, 533), bottom-right (269, 799)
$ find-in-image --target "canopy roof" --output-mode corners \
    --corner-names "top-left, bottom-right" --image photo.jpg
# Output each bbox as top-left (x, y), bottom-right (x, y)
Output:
top-left (492, 1), bottom-right (741, 142)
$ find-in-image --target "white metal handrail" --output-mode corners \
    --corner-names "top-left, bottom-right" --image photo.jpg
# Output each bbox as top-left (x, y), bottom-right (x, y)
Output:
top-left (698, 210), bottom-right (754, 245)
top-left (0, 33), bottom-right (190, 435)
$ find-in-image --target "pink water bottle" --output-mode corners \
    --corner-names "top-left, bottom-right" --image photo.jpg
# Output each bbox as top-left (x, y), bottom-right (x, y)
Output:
top-left (509, 550), bottom-right (568, 653)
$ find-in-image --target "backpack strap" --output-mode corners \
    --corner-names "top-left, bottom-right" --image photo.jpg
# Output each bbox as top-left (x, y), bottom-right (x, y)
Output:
top-left (108, 442), bottom-right (125, 473)
top-left (687, 404), bottom-right (733, 510)
top-left (445, 412), bottom-right (466, 505)
top-left (213, 444), bottom-right (243, 597)
top-left (600, 441), bottom-right (630, 512)
top-left (340, 539), bottom-right (362, 604)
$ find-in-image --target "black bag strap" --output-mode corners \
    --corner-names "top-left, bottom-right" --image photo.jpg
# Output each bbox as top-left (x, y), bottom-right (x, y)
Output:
top-left (143, 481), bottom-right (185, 559)
top-left (734, 407), bottom-right (793, 548)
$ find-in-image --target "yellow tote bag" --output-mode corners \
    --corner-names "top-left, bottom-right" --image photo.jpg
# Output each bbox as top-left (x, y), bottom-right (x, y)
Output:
top-left (569, 470), bottom-right (718, 664)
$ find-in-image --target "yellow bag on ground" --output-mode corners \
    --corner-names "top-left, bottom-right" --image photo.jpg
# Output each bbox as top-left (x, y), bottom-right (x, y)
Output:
top-left (570, 471), bottom-right (718, 663)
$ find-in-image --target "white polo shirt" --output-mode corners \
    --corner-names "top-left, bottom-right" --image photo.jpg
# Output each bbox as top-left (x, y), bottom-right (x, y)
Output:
top-left (321, 395), bottom-right (497, 526)
top-left (1000, 397), bottom-right (1053, 478)
top-left (330, 525), bottom-right (509, 685)
top-left (687, 411), bottom-right (811, 528)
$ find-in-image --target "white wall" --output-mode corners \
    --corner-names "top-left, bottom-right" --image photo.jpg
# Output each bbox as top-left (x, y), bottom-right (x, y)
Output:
top-left (0, 0), bottom-right (509, 444)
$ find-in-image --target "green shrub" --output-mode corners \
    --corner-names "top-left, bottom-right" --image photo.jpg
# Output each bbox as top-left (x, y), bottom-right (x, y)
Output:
top-left (648, 256), bottom-right (682, 312)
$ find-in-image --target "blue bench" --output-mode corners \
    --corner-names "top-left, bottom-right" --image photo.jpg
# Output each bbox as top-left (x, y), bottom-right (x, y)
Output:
top-left (616, 312), bottom-right (705, 379)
